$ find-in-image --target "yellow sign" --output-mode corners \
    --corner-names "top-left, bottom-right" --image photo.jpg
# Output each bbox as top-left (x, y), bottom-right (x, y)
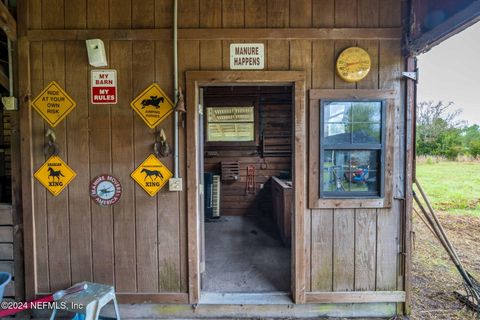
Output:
top-left (130, 84), bottom-right (174, 128)
top-left (34, 156), bottom-right (76, 196)
top-left (131, 154), bottom-right (173, 196)
top-left (31, 81), bottom-right (77, 127)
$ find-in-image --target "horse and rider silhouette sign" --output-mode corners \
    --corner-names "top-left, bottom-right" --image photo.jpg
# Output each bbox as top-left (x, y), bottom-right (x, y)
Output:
top-left (34, 156), bottom-right (76, 196)
top-left (130, 83), bottom-right (174, 128)
top-left (131, 154), bottom-right (173, 196)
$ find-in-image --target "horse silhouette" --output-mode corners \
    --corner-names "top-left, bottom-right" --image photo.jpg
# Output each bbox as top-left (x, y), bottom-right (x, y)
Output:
top-left (141, 168), bottom-right (164, 181)
top-left (48, 167), bottom-right (65, 181)
top-left (141, 96), bottom-right (164, 109)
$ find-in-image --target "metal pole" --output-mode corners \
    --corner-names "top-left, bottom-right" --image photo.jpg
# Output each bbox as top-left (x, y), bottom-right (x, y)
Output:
top-left (173, 0), bottom-right (179, 178)
top-left (5, 0), bottom-right (12, 96)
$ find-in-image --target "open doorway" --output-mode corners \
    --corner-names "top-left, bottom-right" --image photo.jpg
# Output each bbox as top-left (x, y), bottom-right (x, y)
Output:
top-left (200, 86), bottom-right (293, 294)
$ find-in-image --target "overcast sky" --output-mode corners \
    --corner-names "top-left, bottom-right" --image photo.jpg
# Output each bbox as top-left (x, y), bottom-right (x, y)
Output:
top-left (417, 22), bottom-right (480, 125)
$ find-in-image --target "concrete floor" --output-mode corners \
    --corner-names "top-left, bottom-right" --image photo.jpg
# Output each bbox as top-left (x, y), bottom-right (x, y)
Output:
top-left (203, 215), bottom-right (291, 293)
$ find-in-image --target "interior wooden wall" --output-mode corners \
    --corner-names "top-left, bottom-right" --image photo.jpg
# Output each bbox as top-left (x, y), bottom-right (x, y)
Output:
top-left (25, 0), bottom-right (405, 302)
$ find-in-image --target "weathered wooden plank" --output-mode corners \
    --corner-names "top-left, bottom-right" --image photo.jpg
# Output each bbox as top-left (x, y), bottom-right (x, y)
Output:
top-left (312, 0), bottom-right (334, 27)
top-left (0, 261), bottom-right (14, 275)
top-left (357, 0), bottom-right (379, 27)
top-left (267, 40), bottom-right (289, 71)
top-left (65, 41), bottom-right (93, 284)
top-left (0, 205), bottom-right (12, 225)
top-left (89, 41), bottom-right (114, 286)
top-left (333, 209), bottom-right (355, 291)
top-left (356, 40), bottom-right (379, 89)
top-left (179, 0), bottom-right (199, 28)
top-left (110, 41), bottom-right (136, 293)
top-left (65, 0), bottom-right (86, 28)
top-left (0, 226), bottom-right (12, 242)
top-left (335, 0), bottom-right (357, 28)
top-left (155, 0), bottom-right (173, 28)
top-left (42, 0), bottom-right (64, 29)
top-left (31, 41), bottom-right (49, 294)
top-left (245, 0), bottom-right (267, 28)
top-left (27, 28), bottom-right (403, 41)
top-left (110, 0), bottom-right (131, 28)
top-left (355, 209), bottom-right (377, 291)
top-left (267, 0), bottom-right (289, 28)
top-left (379, 0), bottom-right (401, 28)
top-left (0, 243), bottom-right (13, 259)
top-left (200, 41), bottom-right (223, 70)
top-left (306, 291), bottom-right (405, 303)
top-left (43, 41), bottom-right (71, 292)
top-left (133, 0), bottom-right (155, 28)
top-left (28, 0), bottom-right (42, 29)
top-left (290, 0), bottom-right (311, 27)
top-left (312, 40), bottom-right (334, 89)
top-left (0, 2), bottom-right (17, 40)
top-left (87, 0), bottom-right (109, 28)
top-left (334, 40), bottom-right (356, 89)
top-left (200, 0), bottom-right (222, 28)
top-left (132, 41), bottom-right (159, 293)
top-left (289, 40), bottom-right (311, 89)
top-left (376, 201), bottom-right (401, 290)
top-left (222, 0), bottom-right (245, 28)
top-left (310, 209), bottom-right (333, 292)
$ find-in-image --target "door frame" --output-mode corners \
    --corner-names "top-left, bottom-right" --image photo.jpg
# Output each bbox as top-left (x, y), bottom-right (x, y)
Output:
top-left (185, 71), bottom-right (306, 304)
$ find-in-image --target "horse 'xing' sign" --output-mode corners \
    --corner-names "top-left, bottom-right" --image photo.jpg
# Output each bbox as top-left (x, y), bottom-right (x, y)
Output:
top-left (31, 81), bottom-right (77, 127)
top-left (131, 154), bottom-right (173, 196)
top-left (34, 156), bottom-right (76, 196)
top-left (230, 43), bottom-right (265, 70)
top-left (130, 84), bottom-right (174, 128)
top-left (91, 69), bottom-right (117, 104)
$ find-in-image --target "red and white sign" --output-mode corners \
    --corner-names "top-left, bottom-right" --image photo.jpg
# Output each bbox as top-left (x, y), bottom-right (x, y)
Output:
top-left (91, 70), bottom-right (117, 104)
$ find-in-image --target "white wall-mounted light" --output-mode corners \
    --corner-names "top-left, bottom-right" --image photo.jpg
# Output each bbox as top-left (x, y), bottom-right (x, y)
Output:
top-left (86, 39), bottom-right (108, 67)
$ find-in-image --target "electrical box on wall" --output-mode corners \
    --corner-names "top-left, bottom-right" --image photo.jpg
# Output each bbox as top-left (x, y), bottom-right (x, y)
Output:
top-left (169, 178), bottom-right (183, 192)
top-left (86, 39), bottom-right (108, 67)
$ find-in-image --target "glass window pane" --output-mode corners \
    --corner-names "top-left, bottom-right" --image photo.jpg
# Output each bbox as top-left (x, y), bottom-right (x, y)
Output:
top-left (322, 150), bottom-right (380, 195)
top-left (324, 102), bottom-right (351, 122)
top-left (352, 123), bottom-right (381, 143)
top-left (207, 123), bottom-right (254, 141)
top-left (351, 102), bottom-right (381, 123)
top-left (324, 123), bottom-right (351, 144)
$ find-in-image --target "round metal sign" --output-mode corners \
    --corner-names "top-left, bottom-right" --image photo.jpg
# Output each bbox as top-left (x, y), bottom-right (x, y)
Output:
top-left (89, 174), bottom-right (122, 206)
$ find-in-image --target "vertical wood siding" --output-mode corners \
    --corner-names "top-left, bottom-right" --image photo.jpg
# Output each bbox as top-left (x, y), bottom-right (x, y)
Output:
top-left (26, 0), bottom-right (405, 298)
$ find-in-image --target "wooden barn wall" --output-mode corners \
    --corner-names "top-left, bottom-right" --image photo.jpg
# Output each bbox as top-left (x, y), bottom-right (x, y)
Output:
top-left (25, 0), bottom-right (405, 300)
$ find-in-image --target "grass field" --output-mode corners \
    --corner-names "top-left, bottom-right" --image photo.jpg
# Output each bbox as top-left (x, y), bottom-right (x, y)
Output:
top-left (416, 161), bottom-right (480, 216)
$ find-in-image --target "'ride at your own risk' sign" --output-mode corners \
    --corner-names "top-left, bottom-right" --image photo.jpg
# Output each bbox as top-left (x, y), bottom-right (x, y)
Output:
top-left (91, 69), bottom-right (117, 104)
top-left (34, 156), bottom-right (76, 196)
top-left (130, 84), bottom-right (174, 128)
top-left (31, 81), bottom-right (77, 127)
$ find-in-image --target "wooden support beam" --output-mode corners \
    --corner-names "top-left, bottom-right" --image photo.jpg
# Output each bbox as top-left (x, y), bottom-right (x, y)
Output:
top-left (305, 291), bottom-right (406, 303)
top-left (0, 1), bottom-right (16, 40)
top-left (27, 27), bottom-right (402, 41)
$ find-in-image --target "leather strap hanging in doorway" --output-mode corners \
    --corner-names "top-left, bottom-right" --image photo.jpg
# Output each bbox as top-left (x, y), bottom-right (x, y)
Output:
top-left (245, 165), bottom-right (255, 195)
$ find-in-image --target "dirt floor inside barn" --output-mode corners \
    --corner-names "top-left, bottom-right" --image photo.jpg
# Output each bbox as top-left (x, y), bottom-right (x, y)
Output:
top-left (411, 211), bottom-right (480, 319)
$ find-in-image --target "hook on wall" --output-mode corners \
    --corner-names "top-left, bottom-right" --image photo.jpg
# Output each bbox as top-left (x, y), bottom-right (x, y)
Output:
top-left (153, 128), bottom-right (171, 158)
top-left (43, 128), bottom-right (59, 157)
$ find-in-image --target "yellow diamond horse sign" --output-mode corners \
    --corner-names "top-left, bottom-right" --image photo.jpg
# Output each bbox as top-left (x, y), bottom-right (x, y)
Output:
top-left (130, 84), bottom-right (174, 128)
top-left (34, 156), bottom-right (76, 196)
top-left (31, 81), bottom-right (76, 127)
top-left (131, 154), bottom-right (173, 196)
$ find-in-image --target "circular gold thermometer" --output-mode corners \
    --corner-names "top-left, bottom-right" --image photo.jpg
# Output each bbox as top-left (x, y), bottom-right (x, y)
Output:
top-left (336, 47), bottom-right (371, 83)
